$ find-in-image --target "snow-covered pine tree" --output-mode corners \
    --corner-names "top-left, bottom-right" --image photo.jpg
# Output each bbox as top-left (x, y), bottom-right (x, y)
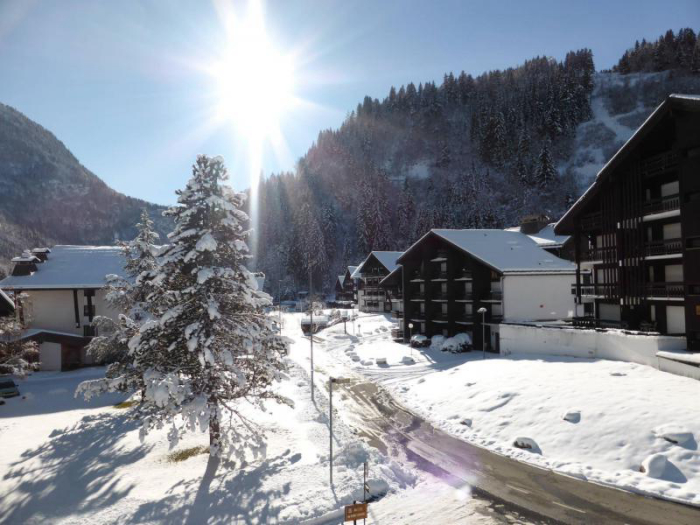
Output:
top-left (76, 210), bottom-right (160, 399)
top-left (536, 140), bottom-right (557, 189)
top-left (397, 178), bottom-right (416, 244)
top-left (128, 155), bottom-right (290, 457)
top-left (0, 294), bottom-right (38, 376)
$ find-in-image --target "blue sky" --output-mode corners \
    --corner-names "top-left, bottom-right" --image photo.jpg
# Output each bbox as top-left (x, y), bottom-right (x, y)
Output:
top-left (0, 0), bottom-right (697, 204)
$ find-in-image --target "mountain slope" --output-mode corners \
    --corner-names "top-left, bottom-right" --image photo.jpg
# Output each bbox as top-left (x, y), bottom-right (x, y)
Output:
top-left (255, 34), bottom-right (700, 295)
top-left (0, 103), bottom-right (171, 273)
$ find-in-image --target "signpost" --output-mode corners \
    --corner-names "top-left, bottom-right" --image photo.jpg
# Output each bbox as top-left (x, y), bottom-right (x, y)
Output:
top-left (478, 307), bottom-right (487, 359)
top-left (329, 377), bottom-right (351, 486)
top-left (344, 502), bottom-right (367, 522)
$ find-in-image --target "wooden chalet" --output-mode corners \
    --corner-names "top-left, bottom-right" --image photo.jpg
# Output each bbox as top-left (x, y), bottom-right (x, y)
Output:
top-left (555, 94), bottom-right (700, 350)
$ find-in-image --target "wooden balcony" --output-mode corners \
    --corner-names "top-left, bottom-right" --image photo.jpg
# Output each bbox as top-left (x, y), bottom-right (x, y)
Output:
top-left (571, 283), bottom-right (618, 297)
top-left (644, 194), bottom-right (680, 216)
top-left (646, 282), bottom-right (685, 299)
top-left (484, 291), bottom-right (503, 301)
top-left (455, 292), bottom-right (474, 301)
top-left (431, 271), bottom-right (448, 280)
top-left (645, 238), bottom-right (682, 257)
top-left (581, 246), bottom-right (616, 262)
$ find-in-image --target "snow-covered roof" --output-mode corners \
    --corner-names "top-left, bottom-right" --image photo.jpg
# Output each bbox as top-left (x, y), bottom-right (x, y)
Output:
top-left (350, 266), bottom-right (362, 279)
top-left (337, 274), bottom-right (346, 287)
top-left (347, 265), bottom-right (358, 277)
top-left (354, 251), bottom-right (404, 277)
top-left (400, 230), bottom-right (575, 274)
top-left (505, 224), bottom-right (570, 248)
top-left (0, 245), bottom-right (126, 290)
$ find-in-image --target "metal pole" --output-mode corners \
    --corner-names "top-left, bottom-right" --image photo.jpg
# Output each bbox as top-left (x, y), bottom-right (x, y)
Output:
top-left (329, 378), bottom-right (333, 485)
top-left (310, 267), bottom-right (314, 401)
top-left (482, 311), bottom-right (486, 359)
top-left (278, 279), bottom-right (282, 334)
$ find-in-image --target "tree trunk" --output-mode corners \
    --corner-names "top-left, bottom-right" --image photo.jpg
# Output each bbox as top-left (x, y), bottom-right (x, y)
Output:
top-left (209, 401), bottom-right (220, 453)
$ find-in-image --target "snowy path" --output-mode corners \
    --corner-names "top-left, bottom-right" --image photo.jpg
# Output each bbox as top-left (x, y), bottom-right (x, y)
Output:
top-left (291, 311), bottom-right (700, 523)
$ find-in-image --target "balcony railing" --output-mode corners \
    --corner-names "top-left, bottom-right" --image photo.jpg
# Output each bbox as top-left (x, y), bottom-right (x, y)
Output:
top-left (571, 283), bottom-right (618, 296)
top-left (645, 238), bottom-right (682, 257)
top-left (411, 292), bottom-right (425, 300)
top-left (432, 313), bottom-right (449, 321)
top-left (456, 292), bottom-right (474, 301)
top-left (484, 291), bottom-right (503, 301)
top-left (410, 270), bottom-right (425, 281)
top-left (572, 316), bottom-right (624, 329)
top-left (581, 246), bottom-right (616, 262)
top-left (646, 282), bottom-right (685, 298)
top-left (457, 313), bottom-right (474, 322)
top-left (431, 271), bottom-right (448, 280)
top-left (644, 194), bottom-right (680, 216)
top-left (455, 270), bottom-right (473, 280)
top-left (432, 292), bottom-right (448, 300)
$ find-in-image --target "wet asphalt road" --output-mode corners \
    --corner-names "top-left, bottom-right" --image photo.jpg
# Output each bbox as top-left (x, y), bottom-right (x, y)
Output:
top-left (341, 381), bottom-right (700, 525)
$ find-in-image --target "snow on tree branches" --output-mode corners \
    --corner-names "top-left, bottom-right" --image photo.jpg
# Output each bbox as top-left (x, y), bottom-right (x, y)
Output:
top-left (0, 294), bottom-right (39, 376)
top-left (127, 155), bottom-right (291, 458)
top-left (77, 209), bottom-right (160, 399)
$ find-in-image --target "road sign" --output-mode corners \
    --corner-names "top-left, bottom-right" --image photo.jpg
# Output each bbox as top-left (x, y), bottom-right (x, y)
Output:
top-left (344, 502), bottom-right (368, 521)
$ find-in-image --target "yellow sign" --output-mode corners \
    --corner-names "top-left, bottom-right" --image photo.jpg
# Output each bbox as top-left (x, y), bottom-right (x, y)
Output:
top-left (344, 503), bottom-right (368, 521)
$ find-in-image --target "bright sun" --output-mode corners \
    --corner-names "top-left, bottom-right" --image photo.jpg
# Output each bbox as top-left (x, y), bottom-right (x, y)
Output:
top-left (210, 1), bottom-right (295, 140)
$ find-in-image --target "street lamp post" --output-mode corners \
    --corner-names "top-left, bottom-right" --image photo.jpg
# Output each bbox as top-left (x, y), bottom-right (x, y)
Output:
top-left (478, 307), bottom-right (487, 359)
top-left (408, 322), bottom-right (414, 357)
top-left (309, 266), bottom-right (314, 401)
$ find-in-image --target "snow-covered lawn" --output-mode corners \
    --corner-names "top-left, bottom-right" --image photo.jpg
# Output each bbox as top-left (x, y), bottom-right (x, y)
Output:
top-left (311, 312), bottom-right (700, 507)
top-left (0, 315), bottom-right (501, 524)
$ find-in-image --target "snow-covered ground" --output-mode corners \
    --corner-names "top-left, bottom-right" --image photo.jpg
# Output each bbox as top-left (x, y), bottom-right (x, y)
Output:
top-left (0, 313), bottom-right (506, 524)
top-left (305, 311), bottom-right (700, 507)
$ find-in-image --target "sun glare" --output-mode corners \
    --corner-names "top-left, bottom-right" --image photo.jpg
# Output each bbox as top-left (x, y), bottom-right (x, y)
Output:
top-left (211, 1), bottom-right (295, 140)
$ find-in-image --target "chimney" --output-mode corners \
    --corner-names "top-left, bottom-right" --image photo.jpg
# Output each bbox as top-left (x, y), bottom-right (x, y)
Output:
top-left (519, 214), bottom-right (550, 235)
top-left (11, 254), bottom-right (40, 276)
top-left (31, 247), bottom-right (51, 262)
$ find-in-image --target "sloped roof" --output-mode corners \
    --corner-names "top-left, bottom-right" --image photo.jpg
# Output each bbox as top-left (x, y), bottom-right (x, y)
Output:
top-left (505, 223), bottom-right (570, 248)
top-left (0, 245), bottom-right (126, 290)
top-left (337, 274), bottom-right (346, 287)
top-left (399, 230), bottom-right (575, 274)
top-left (356, 251), bottom-right (404, 276)
top-left (347, 265), bottom-right (358, 276)
top-left (556, 94), bottom-right (700, 234)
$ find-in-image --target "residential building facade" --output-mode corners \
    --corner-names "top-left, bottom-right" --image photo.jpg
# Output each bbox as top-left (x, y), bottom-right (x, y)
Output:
top-left (555, 94), bottom-right (700, 351)
top-left (355, 251), bottom-right (403, 313)
top-left (334, 266), bottom-right (358, 303)
top-left (0, 246), bottom-right (125, 371)
top-left (397, 230), bottom-right (576, 351)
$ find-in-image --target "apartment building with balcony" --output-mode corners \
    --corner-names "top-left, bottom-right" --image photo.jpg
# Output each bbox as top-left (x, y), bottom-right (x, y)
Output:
top-left (397, 230), bottom-right (576, 351)
top-left (555, 94), bottom-right (700, 350)
top-left (334, 265), bottom-right (357, 303)
top-left (354, 251), bottom-right (403, 312)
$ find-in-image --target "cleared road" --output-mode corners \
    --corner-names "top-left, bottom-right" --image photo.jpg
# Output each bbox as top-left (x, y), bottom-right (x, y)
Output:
top-left (341, 380), bottom-right (700, 525)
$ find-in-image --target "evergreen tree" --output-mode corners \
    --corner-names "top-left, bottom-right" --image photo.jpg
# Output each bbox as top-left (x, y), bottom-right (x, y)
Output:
top-left (0, 294), bottom-right (38, 376)
top-left (125, 155), bottom-right (290, 457)
top-left (536, 141), bottom-right (557, 189)
top-left (397, 178), bottom-right (416, 244)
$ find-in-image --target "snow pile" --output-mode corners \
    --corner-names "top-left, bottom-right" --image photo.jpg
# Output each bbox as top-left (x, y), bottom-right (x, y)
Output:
top-left (382, 354), bottom-right (700, 505)
top-left (640, 454), bottom-right (669, 478)
top-left (430, 335), bottom-right (446, 349)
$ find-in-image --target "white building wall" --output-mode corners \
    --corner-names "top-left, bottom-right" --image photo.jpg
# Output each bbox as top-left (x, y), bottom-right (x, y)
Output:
top-left (502, 274), bottom-right (576, 322)
top-left (24, 288), bottom-right (117, 335)
top-left (39, 342), bottom-right (62, 371)
top-left (499, 323), bottom-right (687, 367)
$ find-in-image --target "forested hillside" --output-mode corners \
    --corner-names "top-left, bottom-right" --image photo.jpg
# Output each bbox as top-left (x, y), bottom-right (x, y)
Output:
top-left (254, 30), bottom-right (700, 295)
top-left (0, 103), bottom-right (172, 275)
